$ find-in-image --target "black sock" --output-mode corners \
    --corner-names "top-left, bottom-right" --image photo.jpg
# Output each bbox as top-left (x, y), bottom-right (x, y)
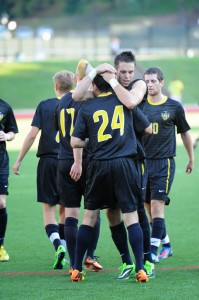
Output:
top-left (110, 221), bottom-right (132, 265)
top-left (138, 208), bottom-right (152, 263)
top-left (151, 218), bottom-right (165, 255)
top-left (0, 208), bottom-right (7, 247)
top-left (45, 224), bottom-right (61, 251)
top-left (127, 223), bottom-right (144, 272)
top-left (86, 213), bottom-right (100, 258)
top-left (74, 224), bottom-right (93, 272)
top-left (64, 217), bottom-right (78, 268)
top-left (58, 223), bottom-right (65, 240)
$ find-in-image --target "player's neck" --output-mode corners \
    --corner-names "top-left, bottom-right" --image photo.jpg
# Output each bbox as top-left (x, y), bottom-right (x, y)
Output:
top-left (147, 93), bottom-right (166, 104)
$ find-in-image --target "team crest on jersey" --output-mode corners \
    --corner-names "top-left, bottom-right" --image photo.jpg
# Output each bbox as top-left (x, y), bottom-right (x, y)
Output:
top-left (161, 111), bottom-right (170, 120)
top-left (0, 111), bottom-right (4, 121)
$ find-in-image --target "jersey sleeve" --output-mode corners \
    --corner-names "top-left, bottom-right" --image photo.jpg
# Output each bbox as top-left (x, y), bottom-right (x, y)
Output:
top-left (174, 104), bottom-right (190, 134)
top-left (72, 108), bottom-right (88, 140)
top-left (4, 105), bottom-right (18, 133)
top-left (31, 103), bottom-right (42, 129)
top-left (133, 107), bottom-right (150, 133)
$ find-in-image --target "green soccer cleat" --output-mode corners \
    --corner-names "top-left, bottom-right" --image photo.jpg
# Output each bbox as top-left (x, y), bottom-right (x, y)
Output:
top-left (144, 260), bottom-right (155, 278)
top-left (53, 245), bottom-right (66, 269)
top-left (117, 263), bottom-right (136, 279)
top-left (0, 245), bottom-right (9, 262)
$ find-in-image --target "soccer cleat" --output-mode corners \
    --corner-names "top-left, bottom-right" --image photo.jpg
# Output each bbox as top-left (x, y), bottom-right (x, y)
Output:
top-left (117, 263), bottom-right (136, 279)
top-left (136, 270), bottom-right (149, 282)
top-left (67, 267), bottom-right (73, 275)
top-left (151, 253), bottom-right (159, 263)
top-left (144, 260), bottom-right (155, 278)
top-left (158, 247), bottom-right (173, 260)
top-left (53, 245), bottom-right (66, 269)
top-left (84, 256), bottom-right (102, 272)
top-left (71, 269), bottom-right (85, 282)
top-left (0, 245), bottom-right (9, 262)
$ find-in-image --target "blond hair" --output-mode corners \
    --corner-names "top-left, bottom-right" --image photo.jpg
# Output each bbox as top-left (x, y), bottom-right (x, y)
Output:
top-left (53, 70), bottom-right (74, 92)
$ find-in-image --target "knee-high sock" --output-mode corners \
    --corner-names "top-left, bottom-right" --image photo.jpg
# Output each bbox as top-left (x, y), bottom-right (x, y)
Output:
top-left (127, 223), bottom-right (144, 272)
top-left (0, 208), bottom-right (7, 246)
top-left (64, 217), bottom-right (78, 268)
top-left (110, 221), bottom-right (132, 265)
top-left (151, 218), bottom-right (165, 255)
top-left (138, 208), bottom-right (152, 263)
top-left (45, 224), bottom-right (61, 251)
top-left (58, 223), bottom-right (66, 248)
top-left (74, 224), bottom-right (93, 272)
top-left (86, 213), bottom-right (100, 258)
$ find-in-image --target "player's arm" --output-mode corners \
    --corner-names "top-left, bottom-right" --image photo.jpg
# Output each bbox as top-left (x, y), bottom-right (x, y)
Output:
top-left (101, 72), bottom-right (147, 110)
top-left (144, 124), bottom-right (152, 135)
top-left (72, 63), bottom-right (116, 102)
top-left (0, 131), bottom-right (15, 141)
top-left (70, 136), bottom-right (89, 149)
top-left (13, 126), bottom-right (39, 175)
top-left (180, 131), bottom-right (194, 174)
top-left (70, 148), bottom-right (83, 182)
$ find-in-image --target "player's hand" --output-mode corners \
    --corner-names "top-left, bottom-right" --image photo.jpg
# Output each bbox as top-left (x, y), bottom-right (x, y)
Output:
top-left (95, 63), bottom-right (116, 75)
top-left (0, 130), bottom-right (10, 141)
top-left (101, 71), bottom-right (117, 83)
top-left (13, 161), bottom-right (21, 175)
top-left (186, 160), bottom-right (194, 174)
top-left (70, 162), bottom-right (82, 181)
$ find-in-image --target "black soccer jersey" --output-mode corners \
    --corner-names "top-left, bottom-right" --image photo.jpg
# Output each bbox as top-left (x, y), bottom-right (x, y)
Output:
top-left (72, 92), bottom-right (137, 160)
top-left (0, 99), bottom-right (18, 150)
top-left (126, 80), bottom-right (148, 159)
top-left (57, 91), bottom-right (84, 160)
top-left (143, 97), bottom-right (190, 159)
top-left (31, 98), bottom-right (60, 157)
top-left (133, 107), bottom-right (150, 159)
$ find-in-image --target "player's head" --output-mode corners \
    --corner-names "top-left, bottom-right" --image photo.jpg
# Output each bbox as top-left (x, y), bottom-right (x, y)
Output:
top-left (114, 51), bottom-right (136, 88)
top-left (92, 74), bottom-right (112, 96)
top-left (143, 67), bottom-right (164, 96)
top-left (53, 70), bottom-right (74, 95)
top-left (75, 59), bottom-right (93, 83)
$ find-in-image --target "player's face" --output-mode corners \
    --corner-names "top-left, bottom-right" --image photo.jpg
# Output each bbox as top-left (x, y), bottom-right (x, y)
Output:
top-left (116, 62), bottom-right (135, 88)
top-left (144, 74), bottom-right (164, 96)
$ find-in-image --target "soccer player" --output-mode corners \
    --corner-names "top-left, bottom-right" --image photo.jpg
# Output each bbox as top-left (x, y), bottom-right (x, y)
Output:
top-left (70, 74), bottom-right (148, 283)
top-left (72, 52), bottom-right (154, 278)
top-left (0, 99), bottom-right (18, 262)
top-left (143, 67), bottom-right (194, 262)
top-left (102, 51), bottom-right (154, 278)
top-left (56, 59), bottom-right (102, 274)
top-left (12, 70), bottom-right (74, 269)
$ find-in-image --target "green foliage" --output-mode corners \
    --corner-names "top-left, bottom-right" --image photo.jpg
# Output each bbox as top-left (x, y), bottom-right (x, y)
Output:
top-left (0, 146), bottom-right (198, 299)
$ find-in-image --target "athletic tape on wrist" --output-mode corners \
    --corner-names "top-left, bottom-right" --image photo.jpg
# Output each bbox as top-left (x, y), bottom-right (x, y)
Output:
top-left (109, 78), bottom-right (119, 89)
top-left (88, 69), bottom-right (97, 80)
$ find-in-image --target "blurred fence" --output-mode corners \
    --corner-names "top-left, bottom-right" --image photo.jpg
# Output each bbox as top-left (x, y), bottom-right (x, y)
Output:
top-left (0, 23), bottom-right (199, 61)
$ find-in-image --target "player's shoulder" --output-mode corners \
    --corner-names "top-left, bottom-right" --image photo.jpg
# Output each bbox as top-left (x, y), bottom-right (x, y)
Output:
top-left (0, 98), bottom-right (11, 109)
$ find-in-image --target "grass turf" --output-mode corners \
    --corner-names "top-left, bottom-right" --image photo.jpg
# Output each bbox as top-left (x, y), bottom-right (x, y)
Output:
top-left (0, 57), bottom-right (199, 110)
top-left (0, 146), bottom-right (198, 300)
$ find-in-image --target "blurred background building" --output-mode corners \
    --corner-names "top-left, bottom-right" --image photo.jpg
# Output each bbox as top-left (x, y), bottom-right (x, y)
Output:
top-left (0, 0), bottom-right (199, 61)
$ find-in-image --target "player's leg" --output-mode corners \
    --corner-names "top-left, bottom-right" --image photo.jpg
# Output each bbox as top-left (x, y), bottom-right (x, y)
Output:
top-left (71, 209), bottom-right (99, 281)
top-left (58, 204), bottom-right (66, 248)
top-left (85, 212), bottom-right (102, 272)
top-left (106, 206), bottom-right (134, 279)
top-left (0, 193), bottom-right (9, 262)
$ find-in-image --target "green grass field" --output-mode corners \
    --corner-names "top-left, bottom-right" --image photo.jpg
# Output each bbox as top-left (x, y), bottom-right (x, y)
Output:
top-left (0, 57), bottom-right (199, 110)
top-left (0, 146), bottom-right (198, 300)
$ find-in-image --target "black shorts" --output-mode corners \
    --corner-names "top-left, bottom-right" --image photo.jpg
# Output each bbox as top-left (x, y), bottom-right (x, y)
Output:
top-left (0, 149), bottom-right (9, 175)
top-left (134, 159), bottom-right (148, 210)
top-left (57, 159), bottom-right (87, 208)
top-left (85, 157), bottom-right (139, 213)
top-left (37, 156), bottom-right (59, 205)
top-left (0, 174), bottom-right (9, 195)
top-left (145, 158), bottom-right (175, 204)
